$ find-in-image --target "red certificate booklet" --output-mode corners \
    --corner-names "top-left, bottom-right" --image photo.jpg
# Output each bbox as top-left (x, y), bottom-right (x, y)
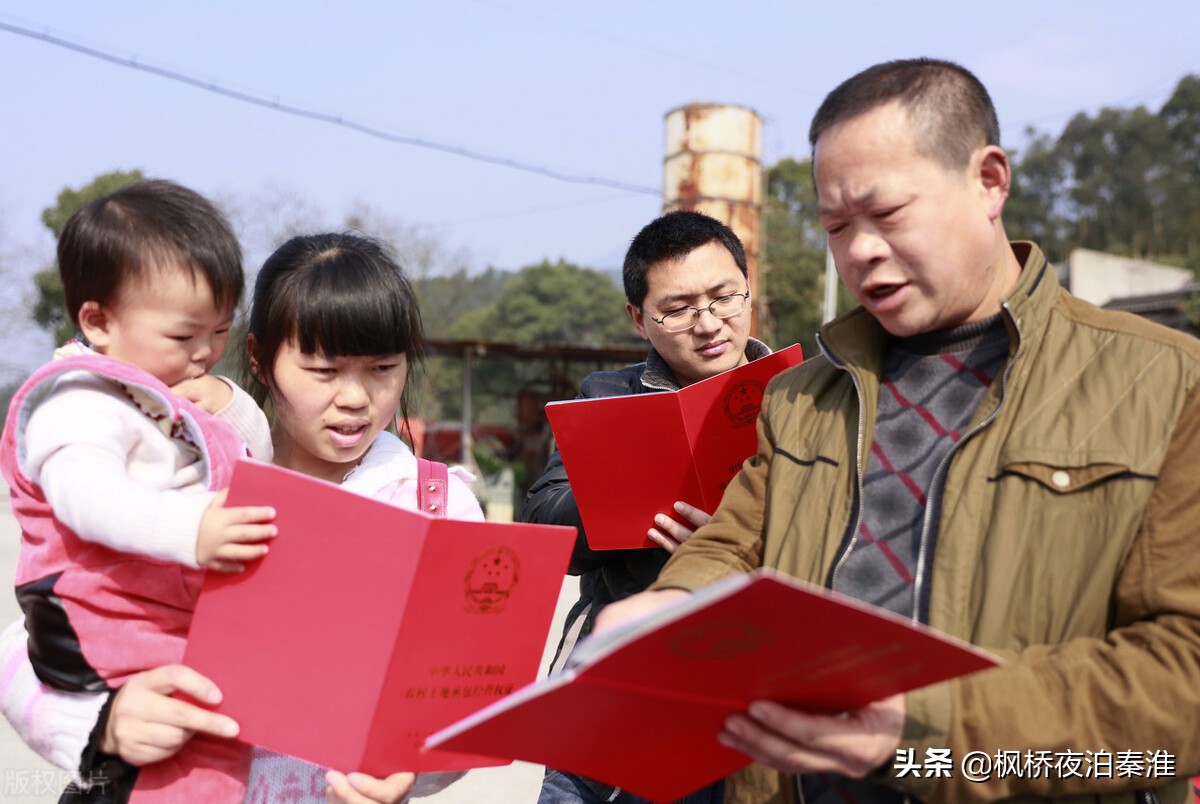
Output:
top-left (183, 459), bottom-right (576, 776)
top-left (425, 569), bottom-right (999, 803)
top-left (545, 343), bottom-right (803, 550)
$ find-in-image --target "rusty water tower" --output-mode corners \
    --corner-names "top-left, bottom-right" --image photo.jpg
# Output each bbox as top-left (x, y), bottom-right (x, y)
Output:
top-left (662, 103), bottom-right (764, 337)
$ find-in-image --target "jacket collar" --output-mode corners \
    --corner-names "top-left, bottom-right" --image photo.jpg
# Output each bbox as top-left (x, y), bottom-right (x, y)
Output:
top-left (817, 308), bottom-right (888, 375)
top-left (642, 337), bottom-right (773, 392)
top-left (997, 241), bottom-right (1055, 348)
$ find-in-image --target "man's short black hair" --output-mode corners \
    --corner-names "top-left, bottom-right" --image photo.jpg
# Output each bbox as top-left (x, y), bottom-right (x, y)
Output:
top-left (622, 211), bottom-right (748, 308)
top-left (809, 58), bottom-right (1000, 170)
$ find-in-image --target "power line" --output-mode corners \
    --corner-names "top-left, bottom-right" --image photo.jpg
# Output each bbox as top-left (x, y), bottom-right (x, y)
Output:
top-left (1018, 65), bottom-right (1199, 131)
top-left (0, 19), bottom-right (663, 198)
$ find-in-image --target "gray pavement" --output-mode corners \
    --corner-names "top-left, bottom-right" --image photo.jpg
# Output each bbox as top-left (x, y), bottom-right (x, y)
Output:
top-left (0, 484), bottom-right (578, 802)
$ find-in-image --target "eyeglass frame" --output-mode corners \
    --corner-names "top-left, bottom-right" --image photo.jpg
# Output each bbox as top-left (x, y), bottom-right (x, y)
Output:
top-left (641, 289), bottom-right (751, 332)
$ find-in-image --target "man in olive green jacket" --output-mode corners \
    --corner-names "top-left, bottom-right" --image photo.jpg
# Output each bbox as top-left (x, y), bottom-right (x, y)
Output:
top-left (599, 59), bottom-right (1200, 804)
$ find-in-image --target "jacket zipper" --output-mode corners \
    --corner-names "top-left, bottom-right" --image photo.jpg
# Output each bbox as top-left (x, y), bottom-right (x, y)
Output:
top-left (812, 303), bottom-right (1024, 804)
top-left (909, 299), bottom-right (1024, 621)
top-left (807, 332), bottom-right (870, 804)
top-left (818, 331), bottom-right (868, 595)
top-left (822, 305), bottom-right (1025, 620)
top-left (821, 303), bottom-right (1026, 623)
top-left (816, 335), bottom-right (907, 804)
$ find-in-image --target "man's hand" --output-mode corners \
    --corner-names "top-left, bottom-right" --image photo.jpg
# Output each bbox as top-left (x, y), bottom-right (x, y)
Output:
top-left (171, 376), bottom-right (233, 415)
top-left (592, 588), bottom-right (691, 635)
top-left (647, 501), bottom-right (712, 553)
top-left (103, 665), bottom-right (240, 766)
top-left (197, 490), bottom-right (277, 572)
top-left (719, 694), bottom-right (905, 778)
top-left (325, 770), bottom-right (415, 804)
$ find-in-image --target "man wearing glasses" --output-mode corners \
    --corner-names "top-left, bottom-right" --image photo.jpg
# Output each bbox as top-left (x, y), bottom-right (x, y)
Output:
top-left (523, 209), bottom-right (770, 804)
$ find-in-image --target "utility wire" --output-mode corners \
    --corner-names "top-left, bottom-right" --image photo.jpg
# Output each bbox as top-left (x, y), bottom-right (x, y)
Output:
top-left (1018, 65), bottom-right (1198, 130)
top-left (0, 19), bottom-right (663, 198)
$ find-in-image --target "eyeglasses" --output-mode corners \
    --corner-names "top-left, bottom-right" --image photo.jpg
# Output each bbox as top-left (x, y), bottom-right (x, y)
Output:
top-left (643, 290), bottom-right (750, 333)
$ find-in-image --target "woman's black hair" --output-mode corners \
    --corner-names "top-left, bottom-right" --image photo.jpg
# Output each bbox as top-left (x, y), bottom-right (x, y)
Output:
top-left (245, 232), bottom-right (427, 423)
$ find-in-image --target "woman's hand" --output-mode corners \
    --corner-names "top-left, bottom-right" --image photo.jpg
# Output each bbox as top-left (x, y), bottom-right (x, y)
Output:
top-left (103, 665), bottom-right (239, 766)
top-left (325, 770), bottom-right (415, 803)
top-left (647, 501), bottom-right (712, 553)
top-left (592, 588), bottom-right (691, 635)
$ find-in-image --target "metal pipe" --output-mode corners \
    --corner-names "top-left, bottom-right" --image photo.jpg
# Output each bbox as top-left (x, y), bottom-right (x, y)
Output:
top-left (823, 244), bottom-right (838, 323)
top-left (461, 346), bottom-right (473, 466)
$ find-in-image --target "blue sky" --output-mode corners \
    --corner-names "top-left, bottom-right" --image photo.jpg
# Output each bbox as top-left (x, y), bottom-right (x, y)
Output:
top-left (1, 1), bottom-right (1198, 379)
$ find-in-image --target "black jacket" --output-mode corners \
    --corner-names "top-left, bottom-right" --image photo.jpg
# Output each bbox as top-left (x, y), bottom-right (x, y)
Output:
top-left (523, 339), bottom-right (771, 668)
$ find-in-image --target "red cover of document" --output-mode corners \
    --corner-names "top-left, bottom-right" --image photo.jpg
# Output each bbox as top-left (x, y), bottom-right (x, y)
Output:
top-left (182, 459), bottom-right (576, 776)
top-left (425, 569), bottom-right (999, 803)
top-left (545, 343), bottom-right (803, 550)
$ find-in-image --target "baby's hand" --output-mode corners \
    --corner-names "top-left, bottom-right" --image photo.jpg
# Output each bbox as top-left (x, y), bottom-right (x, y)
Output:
top-left (172, 375), bottom-right (233, 415)
top-left (197, 490), bottom-right (277, 572)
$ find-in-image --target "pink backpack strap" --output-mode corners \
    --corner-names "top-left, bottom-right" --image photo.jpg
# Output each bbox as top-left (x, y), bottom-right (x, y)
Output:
top-left (416, 458), bottom-right (449, 518)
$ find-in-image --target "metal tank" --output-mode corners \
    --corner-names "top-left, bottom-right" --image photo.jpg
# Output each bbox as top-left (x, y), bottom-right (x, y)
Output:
top-left (662, 103), bottom-right (763, 337)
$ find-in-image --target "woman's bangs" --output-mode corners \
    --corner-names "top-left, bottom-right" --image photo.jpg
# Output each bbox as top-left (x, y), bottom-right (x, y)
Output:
top-left (291, 272), bottom-right (414, 358)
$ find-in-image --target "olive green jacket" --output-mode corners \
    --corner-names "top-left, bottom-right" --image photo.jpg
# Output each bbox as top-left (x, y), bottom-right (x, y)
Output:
top-left (655, 243), bottom-right (1200, 804)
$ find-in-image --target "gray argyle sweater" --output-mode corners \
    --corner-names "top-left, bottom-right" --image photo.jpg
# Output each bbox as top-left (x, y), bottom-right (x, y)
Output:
top-left (805, 314), bottom-right (1009, 804)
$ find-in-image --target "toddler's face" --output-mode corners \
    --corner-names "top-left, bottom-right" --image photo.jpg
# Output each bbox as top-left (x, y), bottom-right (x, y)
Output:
top-left (83, 267), bottom-right (233, 387)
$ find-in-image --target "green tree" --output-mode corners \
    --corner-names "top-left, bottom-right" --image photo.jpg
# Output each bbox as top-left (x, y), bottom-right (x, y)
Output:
top-left (1006, 128), bottom-right (1068, 258)
top-left (1008, 73), bottom-right (1200, 273)
top-left (1160, 75), bottom-right (1200, 269)
top-left (761, 157), bottom-right (839, 353)
top-left (422, 260), bottom-right (636, 426)
top-left (415, 268), bottom-right (511, 338)
top-left (32, 170), bottom-right (145, 345)
top-left (448, 259), bottom-right (632, 344)
top-left (1056, 106), bottom-right (1168, 259)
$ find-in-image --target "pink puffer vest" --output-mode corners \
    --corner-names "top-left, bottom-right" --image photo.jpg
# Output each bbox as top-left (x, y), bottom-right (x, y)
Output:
top-left (1, 353), bottom-right (252, 802)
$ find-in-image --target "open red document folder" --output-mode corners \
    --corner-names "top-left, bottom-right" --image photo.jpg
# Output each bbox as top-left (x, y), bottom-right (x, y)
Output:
top-left (182, 459), bottom-right (576, 776)
top-left (425, 569), bottom-right (999, 803)
top-left (545, 343), bottom-right (804, 550)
